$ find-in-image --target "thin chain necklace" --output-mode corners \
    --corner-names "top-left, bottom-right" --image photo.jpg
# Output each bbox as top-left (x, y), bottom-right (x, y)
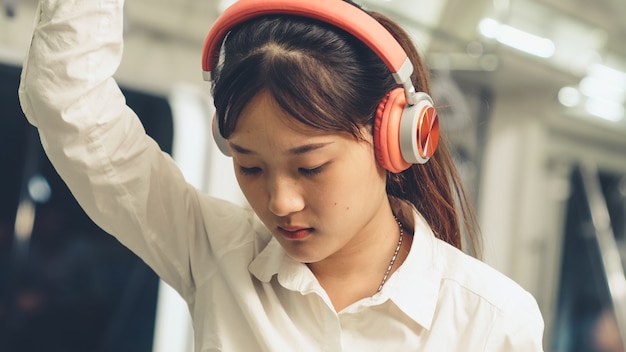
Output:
top-left (377, 217), bottom-right (404, 292)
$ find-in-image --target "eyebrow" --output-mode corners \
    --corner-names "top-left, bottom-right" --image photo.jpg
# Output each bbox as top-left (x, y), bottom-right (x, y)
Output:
top-left (228, 141), bottom-right (333, 155)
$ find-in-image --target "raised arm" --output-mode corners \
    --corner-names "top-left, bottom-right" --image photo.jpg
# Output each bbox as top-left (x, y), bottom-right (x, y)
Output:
top-left (18, 0), bottom-right (212, 298)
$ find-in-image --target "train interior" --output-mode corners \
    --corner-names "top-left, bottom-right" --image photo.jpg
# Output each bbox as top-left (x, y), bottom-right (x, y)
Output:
top-left (1, 0), bottom-right (625, 351)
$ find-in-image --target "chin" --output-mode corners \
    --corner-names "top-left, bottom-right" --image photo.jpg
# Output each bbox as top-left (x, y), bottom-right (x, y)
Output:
top-left (283, 249), bottom-right (326, 265)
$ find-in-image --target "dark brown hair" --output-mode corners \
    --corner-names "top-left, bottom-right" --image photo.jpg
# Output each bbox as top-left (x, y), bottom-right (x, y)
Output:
top-left (211, 1), bottom-right (481, 257)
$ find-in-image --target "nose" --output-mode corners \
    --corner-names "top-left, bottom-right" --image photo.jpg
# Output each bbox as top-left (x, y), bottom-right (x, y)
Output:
top-left (268, 177), bottom-right (305, 217)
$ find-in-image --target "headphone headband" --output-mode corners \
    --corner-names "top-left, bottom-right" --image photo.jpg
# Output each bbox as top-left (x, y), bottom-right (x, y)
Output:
top-left (201, 0), bottom-right (416, 102)
top-left (204, 0), bottom-right (440, 169)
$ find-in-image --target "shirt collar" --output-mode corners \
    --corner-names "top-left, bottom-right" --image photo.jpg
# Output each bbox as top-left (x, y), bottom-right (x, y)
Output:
top-left (249, 237), bottom-right (324, 295)
top-left (248, 212), bottom-right (443, 329)
top-left (381, 212), bottom-right (442, 330)
top-left (248, 237), bottom-right (284, 283)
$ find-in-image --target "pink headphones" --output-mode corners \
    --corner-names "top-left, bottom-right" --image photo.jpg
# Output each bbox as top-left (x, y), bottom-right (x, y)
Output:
top-left (202, 0), bottom-right (439, 172)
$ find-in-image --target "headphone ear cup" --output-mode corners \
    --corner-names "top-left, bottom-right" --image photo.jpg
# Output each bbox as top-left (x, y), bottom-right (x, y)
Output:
top-left (373, 94), bottom-right (389, 170)
top-left (398, 92), bottom-right (439, 164)
top-left (212, 114), bottom-right (232, 156)
top-left (375, 89), bottom-right (440, 172)
top-left (374, 88), bottom-right (411, 173)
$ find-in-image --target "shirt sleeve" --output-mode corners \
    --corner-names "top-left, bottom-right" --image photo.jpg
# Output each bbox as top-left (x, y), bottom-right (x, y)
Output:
top-left (17, 0), bottom-right (210, 300)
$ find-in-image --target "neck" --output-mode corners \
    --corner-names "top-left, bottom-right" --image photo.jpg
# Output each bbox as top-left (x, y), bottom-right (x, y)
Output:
top-left (307, 210), bottom-right (410, 309)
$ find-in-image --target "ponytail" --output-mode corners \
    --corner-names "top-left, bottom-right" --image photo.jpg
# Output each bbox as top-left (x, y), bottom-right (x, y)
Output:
top-left (370, 11), bottom-right (482, 258)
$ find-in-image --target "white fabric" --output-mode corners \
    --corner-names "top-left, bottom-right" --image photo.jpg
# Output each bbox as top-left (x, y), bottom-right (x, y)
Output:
top-left (18, 0), bottom-right (544, 351)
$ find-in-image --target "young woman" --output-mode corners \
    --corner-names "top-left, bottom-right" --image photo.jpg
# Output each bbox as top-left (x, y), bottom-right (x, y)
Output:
top-left (19, 0), bottom-right (544, 350)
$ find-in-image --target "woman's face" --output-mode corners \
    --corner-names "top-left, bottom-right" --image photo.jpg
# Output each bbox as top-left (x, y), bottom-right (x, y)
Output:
top-left (227, 91), bottom-right (391, 264)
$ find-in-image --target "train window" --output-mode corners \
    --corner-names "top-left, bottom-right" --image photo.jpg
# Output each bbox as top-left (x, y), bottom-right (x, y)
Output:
top-left (552, 166), bottom-right (626, 352)
top-left (0, 63), bottom-right (173, 352)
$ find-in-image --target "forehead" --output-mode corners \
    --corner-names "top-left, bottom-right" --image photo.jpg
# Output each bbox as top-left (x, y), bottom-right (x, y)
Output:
top-left (231, 90), bottom-right (324, 137)
top-left (227, 91), bottom-right (370, 158)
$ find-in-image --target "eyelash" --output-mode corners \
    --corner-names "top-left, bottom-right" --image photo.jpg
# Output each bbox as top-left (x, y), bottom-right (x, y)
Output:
top-left (238, 164), bottom-right (327, 176)
top-left (238, 166), bottom-right (261, 176)
top-left (299, 165), bottom-right (324, 176)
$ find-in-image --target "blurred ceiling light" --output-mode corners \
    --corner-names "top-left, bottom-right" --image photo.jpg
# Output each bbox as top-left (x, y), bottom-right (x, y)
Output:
top-left (560, 63), bottom-right (626, 123)
top-left (585, 97), bottom-right (625, 122)
top-left (588, 63), bottom-right (626, 81)
top-left (580, 76), bottom-right (626, 103)
top-left (578, 63), bottom-right (626, 122)
top-left (479, 18), bottom-right (555, 58)
top-left (580, 64), bottom-right (626, 99)
top-left (557, 86), bottom-right (581, 107)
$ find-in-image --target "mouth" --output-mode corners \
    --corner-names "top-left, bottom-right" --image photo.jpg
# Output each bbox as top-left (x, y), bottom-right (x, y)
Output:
top-left (278, 226), bottom-right (313, 240)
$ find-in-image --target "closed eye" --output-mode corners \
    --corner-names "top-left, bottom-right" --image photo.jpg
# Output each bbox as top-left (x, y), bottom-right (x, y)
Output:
top-left (299, 164), bottom-right (327, 176)
top-left (238, 166), bottom-right (261, 175)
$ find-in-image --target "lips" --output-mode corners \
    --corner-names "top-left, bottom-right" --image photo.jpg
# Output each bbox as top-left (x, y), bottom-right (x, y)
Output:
top-left (278, 226), bottom-right (312, 240)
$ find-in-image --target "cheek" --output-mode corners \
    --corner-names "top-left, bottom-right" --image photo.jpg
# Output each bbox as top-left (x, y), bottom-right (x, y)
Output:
top-left (234, 174), bottom-right (265, 209)
top-left (342, 155), bottom-right (387, 206)
top-left (319, 161), bottom-right (384, 208)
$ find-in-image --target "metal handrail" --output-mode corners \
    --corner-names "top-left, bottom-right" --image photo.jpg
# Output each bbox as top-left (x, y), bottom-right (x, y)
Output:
top-left (578, 162), bottom-right (626, 347)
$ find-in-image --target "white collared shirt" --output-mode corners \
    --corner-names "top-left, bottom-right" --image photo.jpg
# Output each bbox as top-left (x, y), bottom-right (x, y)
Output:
top-left (18, 0), bottom-right (544, 350)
